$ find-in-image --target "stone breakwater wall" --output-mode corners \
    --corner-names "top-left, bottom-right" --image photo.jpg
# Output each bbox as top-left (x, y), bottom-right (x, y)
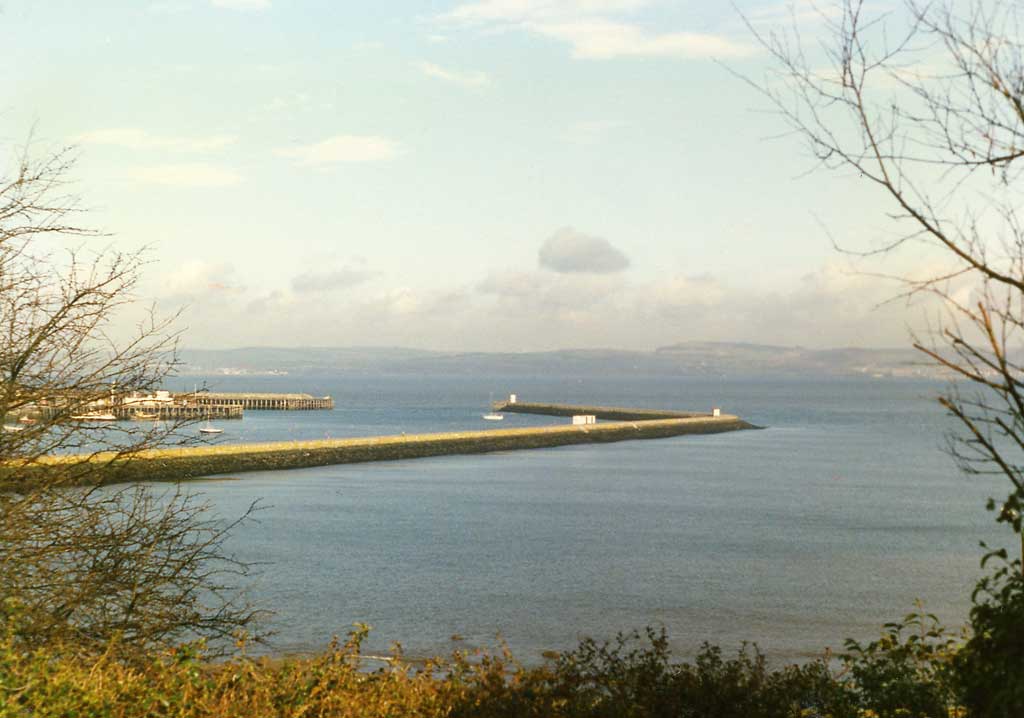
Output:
top-left (493, 401), bottom-right (708, 421)
top-left (6, 414), bottom-right (755, 487)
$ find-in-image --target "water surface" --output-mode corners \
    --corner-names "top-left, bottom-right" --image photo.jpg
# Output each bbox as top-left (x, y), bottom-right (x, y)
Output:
top-left (171, 374), bottom-right (1005, 662)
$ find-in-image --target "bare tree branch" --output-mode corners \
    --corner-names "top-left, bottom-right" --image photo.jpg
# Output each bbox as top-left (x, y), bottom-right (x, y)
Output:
top-left (749, 0), bottom-right (1024, 542)
top-left (0, 141), bottom-right (263, 657)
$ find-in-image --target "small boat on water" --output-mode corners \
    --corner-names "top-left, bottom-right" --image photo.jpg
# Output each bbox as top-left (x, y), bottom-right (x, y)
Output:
top-left (3, 424), bottom-right (25, 433)
top-left (482, 392), bottom-right (504, 421)
top-left (131, 411), bottom-right (160, 420)
top-left (199, 418), bottom-right (223, 435)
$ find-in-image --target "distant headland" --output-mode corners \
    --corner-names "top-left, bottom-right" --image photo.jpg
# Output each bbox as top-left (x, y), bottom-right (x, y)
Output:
top-left (176, 342), bottom-right (947, 380)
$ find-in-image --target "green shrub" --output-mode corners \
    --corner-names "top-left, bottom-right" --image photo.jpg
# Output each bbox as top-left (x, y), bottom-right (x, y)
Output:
top-left (840, 606), bottom-right (959, 718)
top-left (450, 628), bottom-right (858, 718)
top-left (952, 553), bottom-right (1024, 718)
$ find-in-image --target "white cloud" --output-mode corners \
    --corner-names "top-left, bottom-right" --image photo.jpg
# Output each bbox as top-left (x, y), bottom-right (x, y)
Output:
top-left (370, 287), bottom-right (422, 316)
top-left (442, 0), bottom-right (756, 59)
top-left (533, 19), bottom-right (755, 59)
top-left (291, 267), bottom-right (375, 294)
top-left (161, 260), bottom-right (243, 301)
top-left (275, 135), bottom-right (402, 166)
top-left (211, 0), bottom-right (270, 10)
top-left (743, 0), bottom-right (843, 26)
top-left (416, 61), bottom-right (490, 87)
top-left (649, 273), bottom-right (727, 308)
top-left (446, 1), bottom-right (651, 24)
top-left (75, 128), bottom-right (237, 152)
top-left (128, 163), bottom-right (242, 188)
top-left (538, 227), bottom-right (630, 273)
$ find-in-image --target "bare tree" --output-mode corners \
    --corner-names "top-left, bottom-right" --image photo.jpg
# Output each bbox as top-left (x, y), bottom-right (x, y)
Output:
top-left (0, 141), bottom-right (260, 656)
top-left (745, 0), bottom-right (1024, 550)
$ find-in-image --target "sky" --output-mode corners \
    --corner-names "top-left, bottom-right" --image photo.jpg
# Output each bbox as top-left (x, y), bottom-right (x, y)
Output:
top-left (0, 0), bottom-right (940, 351)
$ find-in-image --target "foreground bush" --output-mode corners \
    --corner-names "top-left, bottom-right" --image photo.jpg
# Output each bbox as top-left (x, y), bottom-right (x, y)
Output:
top-left (952, 557), bottom-right (1024, 718)
top-left (5, 561), bottom-right (1024, 718)
top-left (0, 625), bottom-right (459, 718)
top-left (0, 622), bottom-right (968, 718)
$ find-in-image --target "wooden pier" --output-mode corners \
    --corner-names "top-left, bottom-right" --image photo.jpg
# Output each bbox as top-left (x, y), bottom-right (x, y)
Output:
top-left (13, 389), bottom-right (333, 424)
top-left (31, 403), bottom-right (245, 421)
top-left (189, 392), bottom-right (334, 410)
top-left (115, 404), bottom-right (244, 421)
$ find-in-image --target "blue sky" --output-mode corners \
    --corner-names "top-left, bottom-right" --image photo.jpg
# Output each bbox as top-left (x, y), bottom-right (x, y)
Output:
top-left (1, 0), bottom-right (927, 350)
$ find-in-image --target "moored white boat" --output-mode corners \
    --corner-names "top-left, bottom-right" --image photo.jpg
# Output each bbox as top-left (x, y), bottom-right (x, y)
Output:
top-left (199, 418), bottom-right (223, 435)
top-left (482, 392), bottom-right (504, 421)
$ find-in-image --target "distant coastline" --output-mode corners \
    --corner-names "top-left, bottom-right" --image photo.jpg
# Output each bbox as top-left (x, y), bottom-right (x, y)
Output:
top-left (177, 341), bottom-right (953, 380)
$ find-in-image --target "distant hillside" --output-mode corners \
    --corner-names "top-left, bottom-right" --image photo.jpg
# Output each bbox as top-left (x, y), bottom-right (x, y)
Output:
top-left (653, 342), bottom-right (930, 377)
top-left (178, 342), bottom-right (944, 379)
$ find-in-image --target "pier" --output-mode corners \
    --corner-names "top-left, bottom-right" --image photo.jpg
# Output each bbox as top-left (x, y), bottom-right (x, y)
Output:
top-left (3, 401), bottom-right (756, 487)
top-left (29, 401), bottom-right (244, 422)
top-left (9, 391), bottom-right (331, 427)
top-left (189, 392), bottom-right (334, 410)
top-left (115, 404), bottom-right (243, 421)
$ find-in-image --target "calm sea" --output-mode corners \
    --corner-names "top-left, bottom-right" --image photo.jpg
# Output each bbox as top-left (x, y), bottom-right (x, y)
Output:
top-left (167, 373), bottom-right (1007, 663)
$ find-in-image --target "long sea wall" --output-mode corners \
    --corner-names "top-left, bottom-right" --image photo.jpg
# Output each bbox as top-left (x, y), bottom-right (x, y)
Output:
top-left (493, 401), bottom-right (709, 421)
top-left (6, 410), bottom-right (756, 487)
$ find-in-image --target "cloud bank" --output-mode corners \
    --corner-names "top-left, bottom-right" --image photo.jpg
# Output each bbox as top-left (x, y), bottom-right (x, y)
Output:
top-left (128, 163), bottom-right (242, 187)
top-left (152, 255), bottom-right (922, 352)
top-left (135, 227), bottom-right (931, 353)
top-left (290, 268), bottom-right (375, 294)
top-left (275, 135), bottom-right (402, 165)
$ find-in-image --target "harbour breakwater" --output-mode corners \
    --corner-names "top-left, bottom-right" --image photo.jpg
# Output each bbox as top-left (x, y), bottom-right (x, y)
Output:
top-left (3, 404), bottom-right (757, 487)
top-left (493, 401), bottom-right (709, 421)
